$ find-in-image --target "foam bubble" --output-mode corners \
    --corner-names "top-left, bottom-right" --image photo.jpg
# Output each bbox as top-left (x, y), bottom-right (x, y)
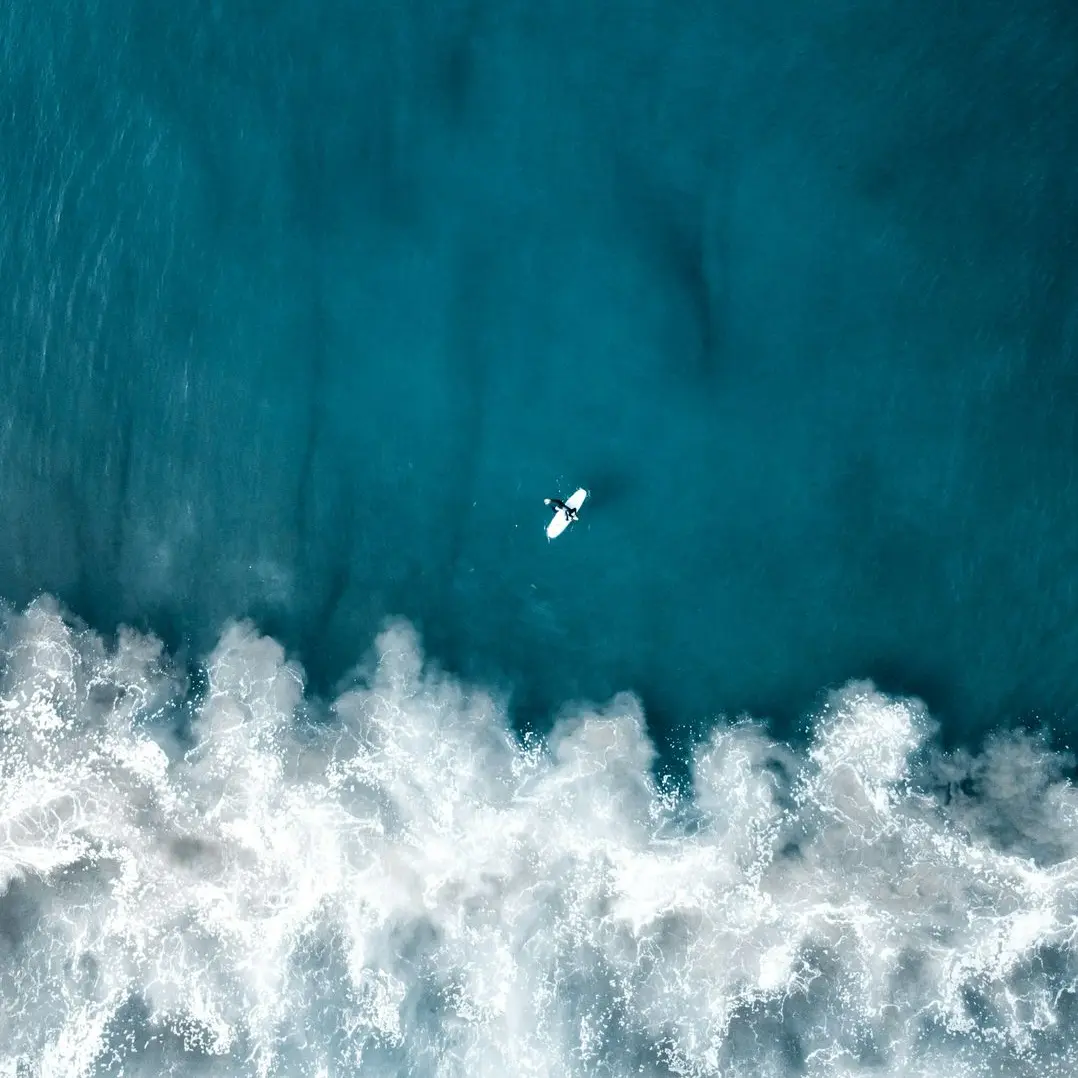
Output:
top-left (1, 598), bottom-right (1077, 1077)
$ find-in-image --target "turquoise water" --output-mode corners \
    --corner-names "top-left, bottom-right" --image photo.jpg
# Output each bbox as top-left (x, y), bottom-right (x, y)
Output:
top-left (3, 1), bottom-right (1078, 1074)
top-left (3, 0), bottom-right (1077, 742)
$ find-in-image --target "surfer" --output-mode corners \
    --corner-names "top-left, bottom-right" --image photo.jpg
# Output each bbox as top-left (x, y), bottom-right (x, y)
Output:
top-left (544, 496), bottom-right (579, 524)
top-left (544, 488), bottom-right (587, 538)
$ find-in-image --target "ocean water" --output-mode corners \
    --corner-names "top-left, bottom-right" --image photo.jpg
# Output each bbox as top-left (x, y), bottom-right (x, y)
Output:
top-left (2, 0), bottom-right (1078, 1074)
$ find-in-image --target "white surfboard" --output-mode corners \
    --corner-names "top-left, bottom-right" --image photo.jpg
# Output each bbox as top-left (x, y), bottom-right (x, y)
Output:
top-left (545, 488), bottom-right (587, 539)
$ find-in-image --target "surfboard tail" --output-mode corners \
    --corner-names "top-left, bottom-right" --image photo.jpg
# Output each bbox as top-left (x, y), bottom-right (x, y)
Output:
top-left (565, 488), bottom-right (587, 512)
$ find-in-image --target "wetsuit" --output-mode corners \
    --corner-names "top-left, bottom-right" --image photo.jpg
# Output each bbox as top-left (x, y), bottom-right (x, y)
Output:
top-left (545, 497), bottom-right (578, 521)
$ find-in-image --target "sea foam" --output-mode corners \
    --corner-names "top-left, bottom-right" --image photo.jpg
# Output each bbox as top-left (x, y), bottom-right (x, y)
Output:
top-left (1, 597), bottom-right (1076, 1077)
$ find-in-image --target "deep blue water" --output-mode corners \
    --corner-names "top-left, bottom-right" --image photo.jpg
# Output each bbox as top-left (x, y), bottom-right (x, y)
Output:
top-left (3, 0), bottom-right (1077, 745)
top-left (3, 1), bottom-right (1078, 1075)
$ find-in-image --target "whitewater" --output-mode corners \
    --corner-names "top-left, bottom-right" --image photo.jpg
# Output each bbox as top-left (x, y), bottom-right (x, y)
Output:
top-left (0, 597), bottom-right (1074, 1078)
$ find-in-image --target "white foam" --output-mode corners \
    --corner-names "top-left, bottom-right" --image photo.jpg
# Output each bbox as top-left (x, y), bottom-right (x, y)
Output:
top-left (1, 597), bottom-right (1076, 1077)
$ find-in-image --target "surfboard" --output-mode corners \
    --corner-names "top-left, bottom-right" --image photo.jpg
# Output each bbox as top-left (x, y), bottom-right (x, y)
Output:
top-left (546, 488), bottom-right (587, 539)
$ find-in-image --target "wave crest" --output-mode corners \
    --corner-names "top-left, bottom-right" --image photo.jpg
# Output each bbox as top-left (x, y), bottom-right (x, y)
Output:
top-left (1, 598), bottom-right (1076, 1077)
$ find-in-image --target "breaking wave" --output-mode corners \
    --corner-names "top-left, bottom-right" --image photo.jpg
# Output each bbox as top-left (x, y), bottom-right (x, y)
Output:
top-left (2, 597), bottom-right (1077, 1077)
